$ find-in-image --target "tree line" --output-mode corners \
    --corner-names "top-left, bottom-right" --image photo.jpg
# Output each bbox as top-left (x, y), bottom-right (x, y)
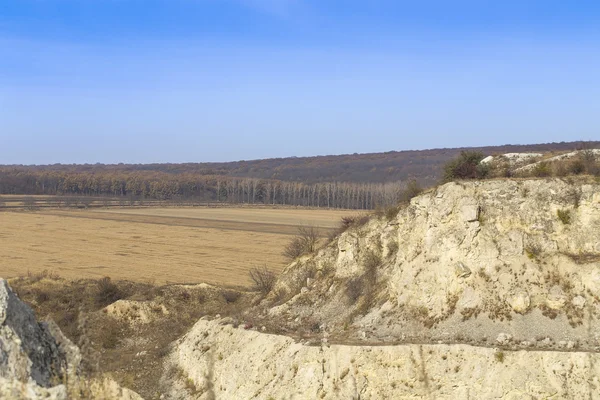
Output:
top-left (0, 168), bottom-right (415, 209)
top-left (5, 141), bottom-right (593, 186)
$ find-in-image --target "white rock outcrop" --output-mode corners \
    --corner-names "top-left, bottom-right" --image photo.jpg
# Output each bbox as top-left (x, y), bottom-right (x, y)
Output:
top-left (161, 178), bottom-right (600, 399)
top-left (268, 179), bottom-right (600, 349)
top-left (165, 319), bottom-right (600, 399)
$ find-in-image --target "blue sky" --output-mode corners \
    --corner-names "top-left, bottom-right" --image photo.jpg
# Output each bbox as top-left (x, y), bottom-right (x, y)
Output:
top-left (1, 1), bottom-right (599, 164)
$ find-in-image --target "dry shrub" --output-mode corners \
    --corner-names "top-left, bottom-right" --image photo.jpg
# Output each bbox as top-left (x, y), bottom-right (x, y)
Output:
top-left (34, 289), bottom-right (50, 304)
top-left (345, 250), bottom-right (381, 305)
top-left (221, 289), bottom-right (241, 303)
top-left (398, 179), bottom-right (422, 202)
top-left (363, 250), bottom-right (381, 283)
top-left (345, 277), bottom-right (364, 305)
top-left (95, 277), bottom-right (124, 307)
top-left (98, 317), bottom-right (121, 349)
top-left (341, 214), bottom-right (370, 229)
top-left (568, 158), bottom-right (586, 175)
top-left (387, 240), bottom-right (399, 256)
top-left (564, 252), bottom-right (600, 264)
top-left (532, 162), bottom-right (552, 177)
top-left (384, 204), bottom-right (401, 220)
top-left (27, 269), bottom-right (60, 283)
top-left (283, 226), bottom-right (319, 260)
top-left (249, 266), bottom-right (276, 294)
top-left (557, 209), bottom-right (571, 225)
top-left (328, 214), bottom-right (370, 242)
top-left (525, 243), bottom-right (542, 260)
top-left (443, 151), bottom-right (489, 182)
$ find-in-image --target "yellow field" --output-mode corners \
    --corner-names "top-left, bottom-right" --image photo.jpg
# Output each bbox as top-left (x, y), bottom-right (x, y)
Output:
top-left (0, 208), bottom-right (352, 286)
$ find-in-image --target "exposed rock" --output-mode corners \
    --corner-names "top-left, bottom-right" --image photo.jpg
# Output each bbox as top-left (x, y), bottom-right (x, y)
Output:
top-left (496, 333), bottom-right (512, 345)
top-left (572, 296), bottom-right (586, 309)
top-left (160, 178), bottom-right (600, 399)
top-left (266, 179), bottom-right (600, 349)
top-left (105, 299), bottom-right (168, 324)
top-left (165, 319), bottom-right (600, 400)
top-left (460, 204), bottom-right (480, 222)
top-left (0, 279), bottom-right (142, 399)
top-left (507, 291), bottom-right (530, 314)
top-left (455, 262), bottom-right (471, 278)
top-left (547, 286), bottom-right (567, 310)
top-left (0, 279), bottom-right (73, 387)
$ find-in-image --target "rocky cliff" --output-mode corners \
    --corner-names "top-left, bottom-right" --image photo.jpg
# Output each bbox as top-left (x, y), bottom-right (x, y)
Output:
top-left (266, 178), bottom-right (600, 350)
top-left (164, 177), bottom-right (600, 399)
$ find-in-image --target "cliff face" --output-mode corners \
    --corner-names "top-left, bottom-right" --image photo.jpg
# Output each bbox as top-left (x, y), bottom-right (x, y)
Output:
top-left (165, 178), bottom-right (600, 399)
top-left (168, 319), bottom-right (600, 400)
top-left (268, 178), bottom-right (600, 349)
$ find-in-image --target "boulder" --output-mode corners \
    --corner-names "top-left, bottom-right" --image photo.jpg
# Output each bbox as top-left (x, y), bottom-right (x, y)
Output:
top-left (0, 279), bottom-right (76, 387)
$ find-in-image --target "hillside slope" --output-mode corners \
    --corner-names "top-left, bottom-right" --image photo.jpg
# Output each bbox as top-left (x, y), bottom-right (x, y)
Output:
top-left (265, 178), bottom-right (600, 348)
top-left (5, 141), bottom-right (598, 185)
top-left (164, 177), bottom-right (600, 399)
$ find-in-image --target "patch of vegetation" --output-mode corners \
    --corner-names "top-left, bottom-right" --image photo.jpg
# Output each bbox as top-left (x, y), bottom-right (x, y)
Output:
top-left (345, 277), bottom-right (364, 304)
top-left (221, 289), bottom-right (241, 303)
top-left (477, 269), bottom-right (491, 282)
top-left (565, 188), bottom-right (582, 208)
top-left (460, 307), bottom-right (480, 321)
top-left (363, 250), bottom-right (382, 279)
top-left (564, 252), bottom-right (600, 264)
top-left (532, 162), bottom-right (552, 177)
top-left (11, 274), bottom-right (249, 399)
top-left (95, 277), bottom-right (126, 307)
top-left (494, 351), bottom-right (505, 363)
top-left (525, 243), bottom-right (542, 260)
top-left (539, 304), bottom-right (558, 320)
top-left (483, 295), bottom-right (513, 322)
top-left (98, 317), bottom-right (121, 349)
top-left (374, 204), bottom-right (402, 221)
top-left (283, 226), bottom-right (320, 260)
top-left (249, 266), bottom-right (276, 294)
top-left (344, 250), bottom-right (382, 320)
top-left (328, 214), bottom-right (371, 242)
top-left (26, 269), bottom-right (60, 283)
top-left (557, 209), bottom-right (571, 225)
top-left (341, 215), bottom-right (370, 230)
top-left (442, 151), bottom-right (489, 182)
top-left (398, 179), bottom-right (423, 202)
top-left (386, 240), bottom-right (399, 256)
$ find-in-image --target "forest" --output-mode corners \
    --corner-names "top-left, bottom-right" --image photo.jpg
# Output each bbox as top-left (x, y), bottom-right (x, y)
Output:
top-left (1, 141), bottom-right (596, 209)
top-left (0, 169), bottom-right (414, 209)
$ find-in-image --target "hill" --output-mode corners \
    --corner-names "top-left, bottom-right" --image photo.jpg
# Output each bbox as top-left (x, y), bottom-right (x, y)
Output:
top-left (4, 141), bottom-right (598, 185)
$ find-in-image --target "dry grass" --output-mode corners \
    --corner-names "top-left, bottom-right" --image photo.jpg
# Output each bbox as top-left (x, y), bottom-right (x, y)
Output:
top-left (0, 207), bottom-right (347, 286)
top-left (9, 274), bottom-right (252, 399)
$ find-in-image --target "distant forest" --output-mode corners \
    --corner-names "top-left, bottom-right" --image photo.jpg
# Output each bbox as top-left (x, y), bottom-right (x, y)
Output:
top-left (1, 141), bottom-right (597, 209)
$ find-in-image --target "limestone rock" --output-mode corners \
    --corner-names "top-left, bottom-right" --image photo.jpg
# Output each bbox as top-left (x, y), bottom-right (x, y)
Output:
top-left (0, 279), bottom-right (73, 387)
top-left (455, 262), bottom-right (471, 278)
top-left (460, 204), bottom-right (480, 222)
top-left (547, 286), bottom-right (567, 310)
top-left (164, 319), bottom-right (600, 400)
top-left (507, 292), bottom-right (530, 314)
top-left (572, 296), bottom-right (586, 309)
top-left (496, 333), bottom-right (512, 345)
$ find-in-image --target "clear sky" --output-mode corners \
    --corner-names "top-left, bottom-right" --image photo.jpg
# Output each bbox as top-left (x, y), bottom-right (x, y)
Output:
top-left (1, 0), bottom-right (599, 164)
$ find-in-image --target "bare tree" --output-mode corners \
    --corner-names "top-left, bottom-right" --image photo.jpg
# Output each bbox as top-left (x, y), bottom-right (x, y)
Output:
top-left (283, 226), bottom-right (320, 260)
top-left (249, 266), bottom-right (277, 294)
